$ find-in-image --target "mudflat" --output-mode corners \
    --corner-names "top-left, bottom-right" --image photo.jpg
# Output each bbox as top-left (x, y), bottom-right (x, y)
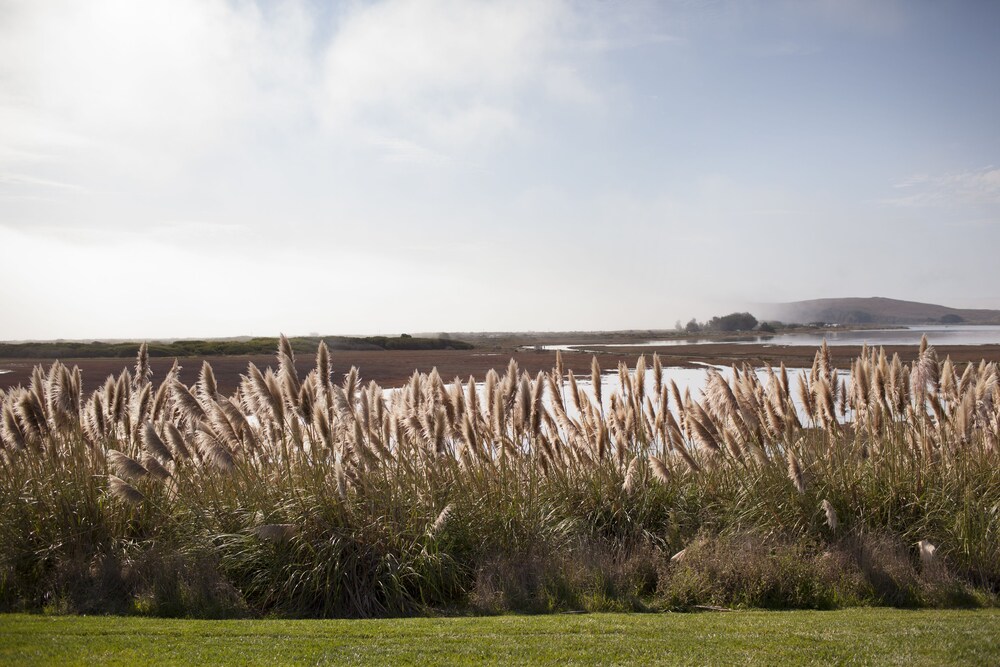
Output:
top-left (3, 343), bottom-right (1000, 394)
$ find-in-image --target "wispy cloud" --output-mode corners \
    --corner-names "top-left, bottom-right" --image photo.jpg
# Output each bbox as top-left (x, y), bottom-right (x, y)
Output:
top-left (0, 0), bottom-right (317, 176)
top-left (884, 167), bottom-right (1000, 208)
top-left (1, 0), bottom-right (997, 338)
top-left (0, 0), bottom-right (607, 197)
top-left (782, 0), bottom-right (907, 35)
top-left (0, 172), bottom-right (86, 193)
top-left (319, 0), bottom-right (598, 155)
top-left (368, 135), bottom-right (452, 166)
top-left (753, 41), bottom-right (823, 58)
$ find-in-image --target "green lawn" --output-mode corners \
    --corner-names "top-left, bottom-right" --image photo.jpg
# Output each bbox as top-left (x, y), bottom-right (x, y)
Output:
top-left (1, 609), bottom-right (998, 665)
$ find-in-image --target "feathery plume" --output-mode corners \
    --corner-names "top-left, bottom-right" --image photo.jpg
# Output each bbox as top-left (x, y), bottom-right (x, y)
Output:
top-left (1, 404), bottom-right (27, 451)
top-left (108, 475), bottom-right (144, 504)
top-left (316, 341), bottom-right (331, 390)
top-left (530, 371), bottom-right (545, 437)
top-left (797, 373), bottom-right (816, 423)
top-left (428, 504), bottom-right (454, 538)
top-left (199, 361), bottom-right (218, 401)
top-left (15, 391), bottom-right (48, 441)
top-left (821, 499), bottom-right (838, 531)
top-left (648, 455), bottom-right (670, 483)
top-left (107, 449), bottom-right (149, 481)
top-left (653, 353), bottom-right (663, 397)
top-left (918, 539), bottom-right (937, 567)
top-left (335, 460), bottom-right (349, 500)
top-left (133, 342), bottom-right (151, 388)
top-left (142, 422), bottom-right (174, 463)
top-left (163, 422), bottom-right (192, 460)
top-left (466, 375), bottom-right (479, 420)
top-left (170, 380), bottom-right (206, 423)
top-left (132, 383), bottom-right (152, 434)
top-left (591, 357), bottom-right (602, 409)
top-left (567, 370), bottom-right (583, 416)
top-left (787, 448), bottom-right (805, 493)
top-left (278, 334), bottom-right (300, 397)
top-left (685, 413), bottom-right (719, 457)
top-left (142, 455), bottom-right (171, 481)
top-left (622, 456), bottom-right (638, 495)
top-left (150, 378), bottom-right (170, 424)
top-left (634, 356), bottom-right (646, 407)
top-left (195, 428), bottom-right (235, 472)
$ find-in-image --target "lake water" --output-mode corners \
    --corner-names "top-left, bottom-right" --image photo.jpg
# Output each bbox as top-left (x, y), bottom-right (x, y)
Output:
top-left (539, 325), bottom-right (1000, 352)
top-left (564, 364), bottom-right (843, 423)
top-left (389, 363), bottom-right (837, 425)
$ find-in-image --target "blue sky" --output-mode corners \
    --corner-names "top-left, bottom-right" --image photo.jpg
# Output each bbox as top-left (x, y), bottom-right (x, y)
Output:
top-left (1, 0), bottom-right (999, 339)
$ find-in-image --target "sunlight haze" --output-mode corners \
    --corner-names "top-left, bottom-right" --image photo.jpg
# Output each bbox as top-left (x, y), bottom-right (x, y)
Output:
top-left (1, 0), bottom-right (999, 339)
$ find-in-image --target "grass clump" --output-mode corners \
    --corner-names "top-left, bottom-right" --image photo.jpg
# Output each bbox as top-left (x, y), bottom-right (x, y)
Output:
top-left (0, 337), bottom-right (998, 616)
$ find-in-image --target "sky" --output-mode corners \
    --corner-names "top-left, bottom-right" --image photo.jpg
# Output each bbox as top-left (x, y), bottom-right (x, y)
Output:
top-left (1, 0), bottom-right (999, 340)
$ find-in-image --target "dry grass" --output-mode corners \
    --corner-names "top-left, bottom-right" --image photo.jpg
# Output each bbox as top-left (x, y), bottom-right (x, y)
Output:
top-left (0, 337), bottom-right (997, 616)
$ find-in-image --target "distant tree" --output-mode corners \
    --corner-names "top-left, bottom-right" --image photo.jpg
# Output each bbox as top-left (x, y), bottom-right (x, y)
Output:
top-left (757, 321), bottom-right (776, 334)
top-left (685, 318), bottom-right (702, 333)
top-left (707, 312), bottom-right (758, 332)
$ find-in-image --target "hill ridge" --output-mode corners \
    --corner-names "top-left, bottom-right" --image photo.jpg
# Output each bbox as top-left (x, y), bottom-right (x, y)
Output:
top-left (760, 297), bottom-right (1000, 325)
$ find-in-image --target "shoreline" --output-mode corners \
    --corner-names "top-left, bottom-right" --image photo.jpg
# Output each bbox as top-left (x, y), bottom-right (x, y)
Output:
top-left (4, 342), bottom-right (1000, 395)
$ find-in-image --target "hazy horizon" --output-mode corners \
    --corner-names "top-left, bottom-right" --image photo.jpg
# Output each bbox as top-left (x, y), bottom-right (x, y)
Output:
top-left (3, 1), bottom-right (999, 340)
top-left (5, 293), bottom-right (1000, 344)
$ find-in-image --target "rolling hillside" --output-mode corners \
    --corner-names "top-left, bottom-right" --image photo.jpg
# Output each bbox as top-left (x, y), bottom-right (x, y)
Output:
top-left (760, 297), bottom-right (1000, 325)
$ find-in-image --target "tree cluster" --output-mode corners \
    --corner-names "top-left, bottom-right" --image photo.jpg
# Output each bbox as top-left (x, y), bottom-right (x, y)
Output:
top-left (678, 312), bottom-right (760, 333)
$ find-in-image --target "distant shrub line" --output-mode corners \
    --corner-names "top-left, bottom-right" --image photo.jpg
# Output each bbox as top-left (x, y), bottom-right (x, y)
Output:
top-left (0, 335), bottom-right (472, 359)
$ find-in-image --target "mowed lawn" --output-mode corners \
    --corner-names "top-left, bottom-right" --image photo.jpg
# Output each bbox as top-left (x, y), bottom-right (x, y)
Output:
top-left (1, 609), bottom-right (998, 666)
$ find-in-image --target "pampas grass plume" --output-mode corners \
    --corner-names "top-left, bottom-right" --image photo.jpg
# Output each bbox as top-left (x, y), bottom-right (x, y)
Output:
top-left (821, 499), bottom-right (838, 531)
top-left (107, 449), bottom-right (149, 481)
top-left (648, 455), bottom-right (670, 483)
top-left (428, 504), bottom-right (453, 538)
top-left (919, 539), bottom-right (937, 567)
top-left (108, 475), bottom-right (144, 504)
top-left (787, 448), bottom-right (805, 493)
top-left (623, 456), bottom-right (638, 494)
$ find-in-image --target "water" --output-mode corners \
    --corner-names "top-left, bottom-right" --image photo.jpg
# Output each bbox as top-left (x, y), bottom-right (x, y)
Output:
top-left (537, 325), bottom-right (1000, 352)
top-left (389, 364), bottom-right (840, 425)
top-left (564, 364), bottom-right (844, 424)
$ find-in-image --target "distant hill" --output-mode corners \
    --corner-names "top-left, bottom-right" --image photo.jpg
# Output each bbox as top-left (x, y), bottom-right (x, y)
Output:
top-left (760, 297), bottom-right (1000, 326)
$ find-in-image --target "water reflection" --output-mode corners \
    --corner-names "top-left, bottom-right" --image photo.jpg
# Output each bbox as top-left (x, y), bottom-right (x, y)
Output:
top-left (540, 325), bottom-right (1000, 351)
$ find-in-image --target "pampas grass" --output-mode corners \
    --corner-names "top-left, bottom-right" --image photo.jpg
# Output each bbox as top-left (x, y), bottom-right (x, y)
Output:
top-left (786, 448), bottom-right (806, 494)
top-left (107, 450), bottom-right (149, 481)
top-left (648, 455), bottom-right (670, 483)
top-left (1, 338), bottom-right (998, 616)
top-left (821, 499), bottom-right (838, 532)
top-left (108, 474), bottom-right (144, 504)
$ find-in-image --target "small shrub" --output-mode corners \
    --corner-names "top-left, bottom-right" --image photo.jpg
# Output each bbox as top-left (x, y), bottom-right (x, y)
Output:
top-left (659, 533), bottom-right (844, 610)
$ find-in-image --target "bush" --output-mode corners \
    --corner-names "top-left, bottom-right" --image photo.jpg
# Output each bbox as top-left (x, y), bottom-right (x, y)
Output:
top-left (706, 312), bottom-right (758, 332)
top-left (1, 340), bottom-right (997, 616)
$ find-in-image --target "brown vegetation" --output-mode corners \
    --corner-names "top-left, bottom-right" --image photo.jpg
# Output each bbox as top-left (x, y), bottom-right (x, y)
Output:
top-left (1, 338), bottom-right (997, 616)
top-left (5, 342), bottom-right (1000, 396)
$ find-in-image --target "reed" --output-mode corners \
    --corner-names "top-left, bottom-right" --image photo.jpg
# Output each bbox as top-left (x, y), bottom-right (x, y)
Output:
top-left (0, 337), bottom-right (997, 616)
